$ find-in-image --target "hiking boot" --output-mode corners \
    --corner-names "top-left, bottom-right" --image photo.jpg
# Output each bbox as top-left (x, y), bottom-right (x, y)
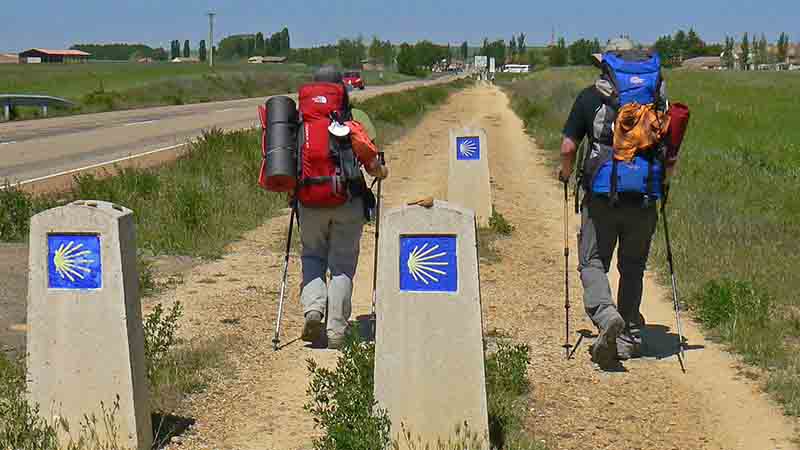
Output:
top-left (617, 327), bottom-right (642, 360)
top-left (326, 330), bottom-right (346, 350)
top-left (591, 313), bottom-right (625, 369)
top-left (301, 311), bottom-right (324, 343)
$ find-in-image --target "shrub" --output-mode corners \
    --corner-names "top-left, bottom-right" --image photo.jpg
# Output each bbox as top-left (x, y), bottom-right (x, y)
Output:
top-left (305, 333), bottom-right (392, 450)
top-left (485, 341), bottom-right (532, 449)
top-left (143, 302), bottom-right (183, 385)
top-left (489, 210), bottom-right (515, 236)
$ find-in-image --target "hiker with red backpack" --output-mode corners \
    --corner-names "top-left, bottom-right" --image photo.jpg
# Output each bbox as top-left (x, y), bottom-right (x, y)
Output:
top-left (558, 39), bottom-right (690, 369)
top-left (259, 66), bottom-right (387, 350)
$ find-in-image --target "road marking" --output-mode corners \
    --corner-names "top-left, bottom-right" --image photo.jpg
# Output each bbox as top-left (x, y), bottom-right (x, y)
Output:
top-left (0, 141), bottom-right (17, 145)
top-left (8, 142), bottom-right (189, 188)
top-left (217, 108), bottom-right (235, 113)
top-left (124, 120), bottom-right (157, 127)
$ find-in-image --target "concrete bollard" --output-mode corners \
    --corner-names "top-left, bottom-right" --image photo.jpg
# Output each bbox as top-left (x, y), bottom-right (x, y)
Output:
top-left (374, 201), bottom-right (488, 449)
top-left (448, 127), bottom-right (492, 227)
top-left (27, 200), bottom-right (152, 450)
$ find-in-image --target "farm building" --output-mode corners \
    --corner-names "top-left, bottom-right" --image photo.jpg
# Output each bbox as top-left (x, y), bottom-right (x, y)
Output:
top-left (682, 56), bottom-right (723, 70)
top-left (18, 48), bottom-right (90, 63)
top-left (0, 53), bottom-right (18, 64)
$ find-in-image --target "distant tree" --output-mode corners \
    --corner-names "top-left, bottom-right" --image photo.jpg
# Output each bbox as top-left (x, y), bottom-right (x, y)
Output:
top-left (686, 28), bottom-right (704, 58)
top-left (199, 40), bottom-right (207, 62)
top-left (777, 32), bottom-right (790, 62)
top-left (517, 33), bottom-right (526, 56)
top-left (183, 40), bottom-right (190, 58)
top-left (280, 27), bottom-right (291, 55)
top-left (483, 39), bottom-right (506, 63)
top-left (758, 33), bottom-right (770, 65)
top-left (71, 43), bottom-right (161, 61)
top-left (741, 33), bottom-right (750, 70)
top-left (255, 32), bottom-right (265, 56)
top-left (461, 41), bottom-right (468, 62)
top-left (170, 40), bottom-right (180, 59)
top-left (153, 47), bottom-right (168, 61)
top-left (548, 38), bottom-right (568, 66)
top-left (526, 49), bottom-right (541, 67)
top-left (568, 38), bottom-right (598, 65)
top-left (722, 36), bottom-right (735, 69)
top-left (369, 36), bottom-right (382, 61)
top-left (338, 37), bottom-right (366, 68)
top-left (396, 43), bottom-right (418, 76)
top-left (509, 35), bottom-right (517, 59)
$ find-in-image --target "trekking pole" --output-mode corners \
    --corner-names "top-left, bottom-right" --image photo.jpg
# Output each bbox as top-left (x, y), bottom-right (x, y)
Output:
top-left (272, 200), bottom-right (298, 351)
top-left (562, 180), bottom-right (573, 359)
top-left (661, 187), bottom-right (687, 372)
top-left (371, 152), bottom-right (385, 321)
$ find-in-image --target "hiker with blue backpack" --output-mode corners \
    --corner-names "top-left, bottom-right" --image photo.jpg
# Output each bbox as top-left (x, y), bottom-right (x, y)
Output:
top-left (558, 39), bottom-right (690, 369)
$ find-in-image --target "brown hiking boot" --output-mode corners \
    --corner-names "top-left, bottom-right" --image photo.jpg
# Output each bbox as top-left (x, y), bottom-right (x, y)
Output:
top-left (301, 311), bottom-right (324, 342)
top-left (591, 314), bottom-right (625, 369)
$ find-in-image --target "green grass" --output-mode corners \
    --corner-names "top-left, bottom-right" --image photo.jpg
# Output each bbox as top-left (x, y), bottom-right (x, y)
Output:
top-left (0, 62), bottom-right (420, 119)
top-left (499, 68), bottom-right (800, 416)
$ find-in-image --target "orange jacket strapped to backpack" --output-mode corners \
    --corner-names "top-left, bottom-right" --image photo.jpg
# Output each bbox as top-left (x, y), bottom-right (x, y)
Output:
top-left (613, 103), bottom-right (671, 162)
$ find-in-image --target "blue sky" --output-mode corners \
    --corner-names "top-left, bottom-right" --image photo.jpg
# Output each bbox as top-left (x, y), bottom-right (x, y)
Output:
top-left (1, 0), bottom-right (797, 52)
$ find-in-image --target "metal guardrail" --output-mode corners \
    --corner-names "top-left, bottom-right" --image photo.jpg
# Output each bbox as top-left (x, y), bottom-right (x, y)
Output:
top-left (0, 95), bottom-right (76, 120)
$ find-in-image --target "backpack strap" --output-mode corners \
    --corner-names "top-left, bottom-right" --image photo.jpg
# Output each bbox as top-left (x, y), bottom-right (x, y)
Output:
top-left (609, 158), bottom-right (619, 207)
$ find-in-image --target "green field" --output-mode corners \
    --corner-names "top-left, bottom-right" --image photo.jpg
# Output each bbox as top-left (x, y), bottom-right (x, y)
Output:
top-left (499, 68), bottom-right (800, 415)
top-left (0, 62), bottom-right (417, 118)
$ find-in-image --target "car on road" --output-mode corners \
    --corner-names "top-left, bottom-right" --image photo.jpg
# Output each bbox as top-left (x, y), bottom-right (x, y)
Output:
top-left (343, 71), bottom-right (365, 90)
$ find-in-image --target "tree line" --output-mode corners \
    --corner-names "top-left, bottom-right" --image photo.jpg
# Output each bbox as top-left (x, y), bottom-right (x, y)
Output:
top-left (70, 43), bottom-right (168, 61)
top-left (216, 28), bottom-right (290, 60)
top-left (289, 37), bottom-right (452, 76)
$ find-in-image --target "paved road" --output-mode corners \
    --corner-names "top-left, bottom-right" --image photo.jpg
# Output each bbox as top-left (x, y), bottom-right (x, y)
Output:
top-left (0, 75), bottom-right (460, 185)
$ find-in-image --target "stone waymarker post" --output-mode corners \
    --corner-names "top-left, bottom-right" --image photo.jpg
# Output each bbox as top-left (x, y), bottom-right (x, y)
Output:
top-left (448, 127), bottom-right (492, 227)
top-left (375, 201), bottom-right (488, 448)
top-left (27, 200), bottom-right (152, 450)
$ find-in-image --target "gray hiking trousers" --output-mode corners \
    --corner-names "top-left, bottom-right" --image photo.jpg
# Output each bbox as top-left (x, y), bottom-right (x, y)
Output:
top-left (578, 196), bottom-right (658, 330)
top-left (299, 197), bottom-right (365, 335)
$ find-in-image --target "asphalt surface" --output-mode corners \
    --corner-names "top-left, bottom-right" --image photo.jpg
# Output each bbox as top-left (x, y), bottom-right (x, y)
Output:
top-left (0, 76), bottom-right (458, 185)
top-left (0, 75), bottom-right (462, 356)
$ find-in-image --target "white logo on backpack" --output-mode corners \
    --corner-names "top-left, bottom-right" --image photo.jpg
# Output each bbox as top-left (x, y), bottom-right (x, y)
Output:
top-left (630, 76), bottom-right (645, 85)
top-left (312, 96), bottom-right (328, 104)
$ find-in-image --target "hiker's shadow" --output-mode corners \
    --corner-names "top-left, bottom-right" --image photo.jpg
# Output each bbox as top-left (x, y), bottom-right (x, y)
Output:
top-left (641, 324), bottom-right (704, 359)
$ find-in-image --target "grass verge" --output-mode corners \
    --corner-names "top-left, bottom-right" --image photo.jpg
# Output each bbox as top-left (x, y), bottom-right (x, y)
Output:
top-left (0, 62), bottom-right (420, 120)
top-left (305, 332), bottom-right (545, 450)
top-left (499, 68), bottom-right (800, 416)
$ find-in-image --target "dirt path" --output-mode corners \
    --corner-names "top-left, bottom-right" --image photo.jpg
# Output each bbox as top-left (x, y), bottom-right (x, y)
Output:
top-left (167, 84), bottom-right (797, 450)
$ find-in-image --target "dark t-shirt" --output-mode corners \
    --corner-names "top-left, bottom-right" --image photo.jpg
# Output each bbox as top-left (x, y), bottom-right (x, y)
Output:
top-left (562, 86), bottom-right (603, 144)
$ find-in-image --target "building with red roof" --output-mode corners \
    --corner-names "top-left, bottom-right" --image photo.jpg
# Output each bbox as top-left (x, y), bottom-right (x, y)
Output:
top-left (18, 48), bottom-right (90, 63)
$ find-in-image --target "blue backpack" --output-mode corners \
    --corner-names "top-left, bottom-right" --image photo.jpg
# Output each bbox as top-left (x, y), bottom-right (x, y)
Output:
top-left (581, 50), bottom-right (666, 205)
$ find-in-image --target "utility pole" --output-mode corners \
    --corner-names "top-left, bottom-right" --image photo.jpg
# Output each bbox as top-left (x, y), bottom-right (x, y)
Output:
top-left (207, 12), bottom-right (216, 67)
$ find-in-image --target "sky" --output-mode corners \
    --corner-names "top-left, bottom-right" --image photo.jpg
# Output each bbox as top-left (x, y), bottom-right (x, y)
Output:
top-left (1, 0), bottom-right (798, 53)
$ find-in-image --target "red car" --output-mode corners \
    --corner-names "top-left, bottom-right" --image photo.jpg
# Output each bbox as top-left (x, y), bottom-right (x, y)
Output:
top-left (343, 71), bottom-right (365, 90)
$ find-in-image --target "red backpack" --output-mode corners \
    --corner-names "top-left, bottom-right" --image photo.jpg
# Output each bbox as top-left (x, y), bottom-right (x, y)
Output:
top-left (296, 82), bottom-right (361, 207)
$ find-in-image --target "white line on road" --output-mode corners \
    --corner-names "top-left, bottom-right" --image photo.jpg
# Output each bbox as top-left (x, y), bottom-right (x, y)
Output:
top-left (217, 108), bottom-right (235, 113)
top-left (0, 141), bottom-right (17, 145)
top-left (9, 142), bottom-right (189, 188)
top-left (124, 120), bottom-right (157, 127)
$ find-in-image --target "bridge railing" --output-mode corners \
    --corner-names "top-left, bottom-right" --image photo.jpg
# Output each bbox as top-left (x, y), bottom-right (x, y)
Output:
top-left (0, 95), bottom-right (76, 121)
